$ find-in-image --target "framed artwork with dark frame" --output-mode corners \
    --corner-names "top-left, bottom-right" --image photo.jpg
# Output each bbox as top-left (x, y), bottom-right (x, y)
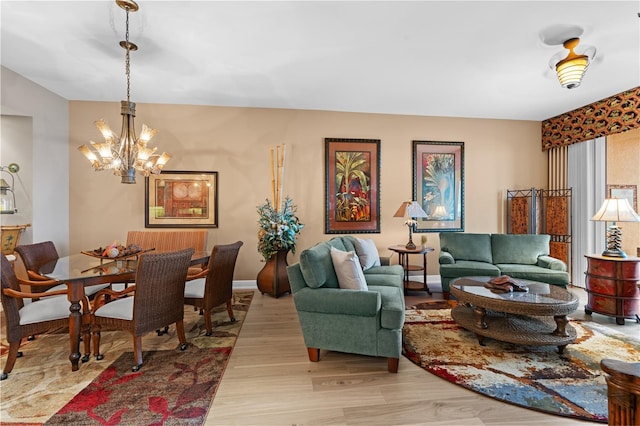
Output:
top-left (607, 184), bottom-right (637, 212)
top-left (325, 138), bottom-right (380, 234)
top-left (412, 140), bottom-right (465, 233)
top-left (145, 170), bottom-right (218, 228)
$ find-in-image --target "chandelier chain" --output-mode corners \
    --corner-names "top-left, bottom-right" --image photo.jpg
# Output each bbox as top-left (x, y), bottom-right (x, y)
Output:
top-left (125, 7), bottom-right (131, 102)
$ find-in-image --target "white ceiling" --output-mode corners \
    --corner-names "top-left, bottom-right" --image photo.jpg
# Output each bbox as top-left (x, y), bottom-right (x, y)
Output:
top-left (1, 1), bottom-right (639, 121)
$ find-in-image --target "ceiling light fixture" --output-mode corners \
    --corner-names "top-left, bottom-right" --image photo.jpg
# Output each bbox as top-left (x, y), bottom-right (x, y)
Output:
top-left (553, 37), bottom-right (594, 89)
top-left (78, 0), bottom-right (170, 184)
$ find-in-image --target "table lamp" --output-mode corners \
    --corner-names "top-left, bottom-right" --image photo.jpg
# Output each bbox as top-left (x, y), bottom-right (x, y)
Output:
top-left (591, 198), bottom-right (640, 258)
top-left (394, 201), bottom-right (428, 249)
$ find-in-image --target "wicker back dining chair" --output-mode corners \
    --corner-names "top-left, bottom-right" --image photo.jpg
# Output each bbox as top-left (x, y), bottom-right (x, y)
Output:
top-left (15, 241), bottom-right (61, 293)
top-left (184, 241), bottom-right (243, 336)
top-left (15, 241), bottom-right (110, 297)
top-left (0, 254), bottom-right (90, 380)
top-left (91, 248), bottom-right (194, 372)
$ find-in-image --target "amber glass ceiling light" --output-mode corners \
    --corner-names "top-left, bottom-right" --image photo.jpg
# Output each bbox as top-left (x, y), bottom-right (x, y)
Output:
top-left (554, 38), bottom-right (591, 89)
top-left (78, 0), bottom-right (170, 184)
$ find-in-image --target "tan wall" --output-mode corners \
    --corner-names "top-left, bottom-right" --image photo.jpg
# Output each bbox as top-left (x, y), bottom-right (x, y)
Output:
top-left (607, 128), bottom-right (640, 257)
top-left (69, 102), bottom-right (545, 279)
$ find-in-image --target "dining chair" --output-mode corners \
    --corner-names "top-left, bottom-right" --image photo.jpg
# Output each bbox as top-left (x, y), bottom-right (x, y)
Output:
top-left (15, 241), bottom-right (109, 297)
top-left (0, 254), bottom-right (91, 380)
top-left (90, 248), bottom-right (194, 372)
top-left (184, 241), bottom-right (243, 336)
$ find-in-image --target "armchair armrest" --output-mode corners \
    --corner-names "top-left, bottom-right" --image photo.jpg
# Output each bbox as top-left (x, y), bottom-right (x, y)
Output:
top-left (293, 287), bottom-right (381, 316)
top-left (26, 270), bottom-right (52, 281)
top-left (439, 251), bottom-right (455, 265)
top-left (537, 255), bottom-right (567, 271)
top-left (91, 286), bottom-right (136, 310)
top-left (18, 277), bottom-right (60, 287)
top-left (3, 287), bottom-right (67, 299)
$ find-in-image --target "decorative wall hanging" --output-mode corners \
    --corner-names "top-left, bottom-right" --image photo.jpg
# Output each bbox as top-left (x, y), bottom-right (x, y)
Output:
top-left (324, 138), bottom-right (380, 234)
top-left (145, 171), bottom-right (218, 228)
top-left (541, 87), bottom-right (640, 150)
top-left (412, 141), bottom-right (464, 233)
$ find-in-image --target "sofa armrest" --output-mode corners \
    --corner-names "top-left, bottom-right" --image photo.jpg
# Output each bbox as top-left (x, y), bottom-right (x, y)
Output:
top-left (292, 287), bottom-right (381, 316)
top-left (439, 251), bottom-right (455, 265)
top-left (537, 255), bottom-right (567, 271)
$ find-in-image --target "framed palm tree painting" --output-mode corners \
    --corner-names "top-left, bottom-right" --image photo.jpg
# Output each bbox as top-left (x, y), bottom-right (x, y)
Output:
top-left (412, 141), bottom-right (464, 232)
top-left (325, 138), bottom-right (380, 234)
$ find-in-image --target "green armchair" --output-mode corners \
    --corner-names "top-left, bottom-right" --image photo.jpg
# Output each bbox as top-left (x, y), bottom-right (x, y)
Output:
top-left (286, 236), bottom-right (405, 373)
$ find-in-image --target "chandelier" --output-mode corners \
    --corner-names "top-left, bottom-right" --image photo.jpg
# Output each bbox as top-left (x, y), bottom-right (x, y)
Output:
top-left (78, 0), bottom-right (170, 184)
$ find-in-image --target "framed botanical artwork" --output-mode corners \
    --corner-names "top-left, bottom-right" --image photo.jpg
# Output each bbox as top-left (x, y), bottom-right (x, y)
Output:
top-left (412, 141), bottom-right (465, 233)
top-left (145, 171), bottom-right (218, 228)
top-left (607, 184), bottom-right (637, 212)
top-left (325, 138), bottom-right (380, 234)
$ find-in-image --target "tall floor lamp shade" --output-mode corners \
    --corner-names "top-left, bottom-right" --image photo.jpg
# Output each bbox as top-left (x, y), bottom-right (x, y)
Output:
top-left (591, 198), bottom-right (640, 258)
top-left (394, 201), bottom-right (428, 250)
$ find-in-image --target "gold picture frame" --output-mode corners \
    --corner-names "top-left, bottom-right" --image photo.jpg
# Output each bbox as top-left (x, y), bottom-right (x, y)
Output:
top-left (145, 171), bottom-right (218, 228)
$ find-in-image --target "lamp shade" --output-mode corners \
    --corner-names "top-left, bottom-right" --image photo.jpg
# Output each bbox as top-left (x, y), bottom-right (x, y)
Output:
top-left (591, 198), bottom-right (640, 223)
top-left (394, 201), bottom-right (428, 218)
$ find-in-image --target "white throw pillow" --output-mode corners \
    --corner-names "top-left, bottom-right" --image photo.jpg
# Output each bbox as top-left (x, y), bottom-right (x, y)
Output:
top-left (330, 247), bottom-right (368, 291)
top-left (354, 238), bottom-right (381, 270)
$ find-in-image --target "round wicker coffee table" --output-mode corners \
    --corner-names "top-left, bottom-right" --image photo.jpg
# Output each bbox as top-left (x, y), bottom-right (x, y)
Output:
top-left (450, 276), bottom-right (579, 353)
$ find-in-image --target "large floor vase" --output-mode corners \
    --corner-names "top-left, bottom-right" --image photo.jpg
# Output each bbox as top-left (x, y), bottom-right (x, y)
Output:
top-left (257, 249), bottom-right (291, 298)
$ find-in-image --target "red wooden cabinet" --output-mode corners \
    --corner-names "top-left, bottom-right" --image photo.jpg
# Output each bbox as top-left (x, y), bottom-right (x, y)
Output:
top-left (584, 255), bottom-right (640, 325)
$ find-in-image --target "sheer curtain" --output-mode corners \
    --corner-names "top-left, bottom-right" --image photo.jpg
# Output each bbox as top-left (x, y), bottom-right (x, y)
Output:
top-left (567, 137), bottom-right (606, 288)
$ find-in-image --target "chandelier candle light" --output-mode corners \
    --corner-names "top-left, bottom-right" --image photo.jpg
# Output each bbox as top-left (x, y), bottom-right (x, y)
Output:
top-left (394, 201), bottom-right (428, 250)
top-left (591, 198), bottom-right (640, 258)
top-left (78, 0), bottom-right (170, 184)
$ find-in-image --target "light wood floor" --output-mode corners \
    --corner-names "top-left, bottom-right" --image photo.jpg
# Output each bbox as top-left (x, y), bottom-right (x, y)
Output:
top-left (206, 285), bottom-right (637, 425)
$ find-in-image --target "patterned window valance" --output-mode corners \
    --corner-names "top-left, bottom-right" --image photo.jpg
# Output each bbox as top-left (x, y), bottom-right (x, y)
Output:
top-left (541, 87), bottom-right (640, 151)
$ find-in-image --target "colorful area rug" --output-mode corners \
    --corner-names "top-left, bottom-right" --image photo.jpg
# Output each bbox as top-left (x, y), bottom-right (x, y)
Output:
top-left (0, 290), bottom-right (253, 425)
top-left (402, 307), bottom-right (640, 423)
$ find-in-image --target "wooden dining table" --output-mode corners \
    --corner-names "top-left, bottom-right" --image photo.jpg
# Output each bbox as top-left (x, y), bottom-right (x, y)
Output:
top-left (39, 250), bottom-right (210, 372)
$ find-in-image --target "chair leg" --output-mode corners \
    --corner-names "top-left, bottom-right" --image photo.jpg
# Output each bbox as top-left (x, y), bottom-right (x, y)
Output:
top-left (204, 308), bottom-right (213, 336)
top-left (307, 347), bottom-right (320, 362)
top-left (132, 335), bottom-right (143, 372)
top-left (92, 325), bottom-right (104, 360)
top-left (443, 291), bottom-right (450, 300)
top-left (175, 319), bottom-right (188, 351)
top-left (387, 357), bottom-right (399, 373)
top-left (226, 299), bottom-right (236, 322)
top-left (1, 342), bottom-right (21, 380)
top-left (82, 326), bottom-right (91, 363)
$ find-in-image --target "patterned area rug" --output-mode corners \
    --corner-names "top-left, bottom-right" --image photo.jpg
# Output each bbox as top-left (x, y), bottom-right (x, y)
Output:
top-left (402, 307), bottom-right (640, 423)
top-left (0, 290), bottom-right (253, 425)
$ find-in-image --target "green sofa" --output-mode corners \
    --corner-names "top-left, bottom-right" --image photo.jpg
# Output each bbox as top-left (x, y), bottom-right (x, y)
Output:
top-left (439, 233), bottom-right (570, 299)
top-left (286, 236), bottom-right (405, 373)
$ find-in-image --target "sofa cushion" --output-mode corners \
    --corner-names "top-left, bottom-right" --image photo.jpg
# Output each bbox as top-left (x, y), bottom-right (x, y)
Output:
top-left (368, 285), bottom-right (405, 329)
top-left (440, 260), bottom-right (501, 278)
top-left (496, 264), bottom-right (569, 286)
top-left (299, 242), bottom-right (339, 289)
top-left (330, 247), bottom-right (368, 291)
top-left (491, 234), bottom-right (550, 265)
top-left (339, 236), bottom-right (357, 253)
top-left (439, 233), bottom-right (493, 263)
top-left (354, 238), bottom-right (381, 270)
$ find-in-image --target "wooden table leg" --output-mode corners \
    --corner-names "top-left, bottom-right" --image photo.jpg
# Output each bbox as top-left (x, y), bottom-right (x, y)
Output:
top-left (67, 280), bottom-right (83, 371)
